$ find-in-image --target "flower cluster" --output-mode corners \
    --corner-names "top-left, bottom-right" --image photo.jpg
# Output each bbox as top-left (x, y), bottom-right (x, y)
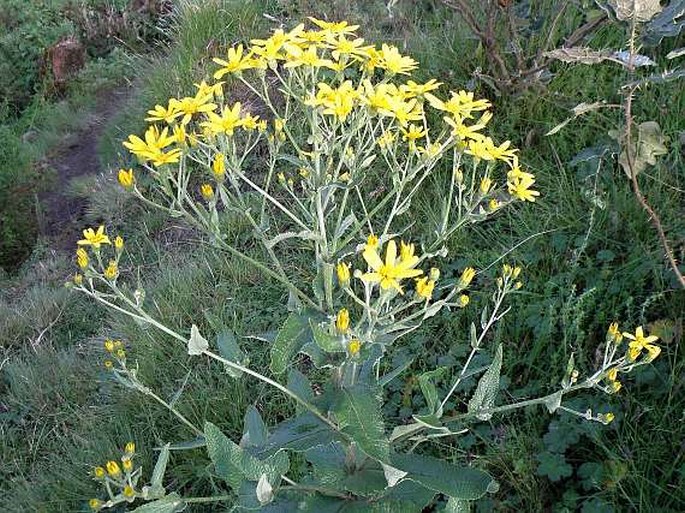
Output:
top-left (102, 339), bottom-right (127, 370)
top-left (70, 226), bottom-right (125, 287)
top-left (88, 442), bottom-right (139, 510)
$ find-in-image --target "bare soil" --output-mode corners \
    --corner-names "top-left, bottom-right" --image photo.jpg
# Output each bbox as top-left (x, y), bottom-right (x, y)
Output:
top-left (38, 87), bottom-right (130, 251)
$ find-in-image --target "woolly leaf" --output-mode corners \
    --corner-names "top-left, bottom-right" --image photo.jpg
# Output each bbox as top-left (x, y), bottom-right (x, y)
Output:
top-left (467, 344), bottom-right (503, 420)
top-left (334, 384), bottom-right (389, 462)
top-left (270, 313), bottom-right (310, 374)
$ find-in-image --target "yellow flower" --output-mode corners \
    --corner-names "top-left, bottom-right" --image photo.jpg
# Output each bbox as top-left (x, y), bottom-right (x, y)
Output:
top-left (123, 485), bottom-right (135, 498)
top-left (489, 198), bottom-right (499, 211)
top-left (94, 466), bottom-right (106, 479)
top-left (89, 498), bottom-right (103, 511)
top-left (508, 175), bottom-right (540, 202)
top-left (306, 81), bottom-right (359, 122)
top-left (308, 17), bottom-right (359, 35)
top-left (466, 137), bottom-right (517, 164)
top-left (443, 115), bottom-right (490, 142)
top-left (125, 441), bottom-right (135, 454)
top-left (170, 93), bottom-right (217, 125)
top-left (201, 183), bottom-right (214, 200)
top-left (242, 113), bottom-right (261, 131)
top-left (283, 44), bottom-right (334, 68)
top-left (400, 79), bottom-right (442, 98)
top-left (73, 273), bottom-right (83, 285)
top-left (118, 168), bottom-right (134, 189)
top-left (201, 102), bottom-right (243, 136)
top-left (600, 412), bottom-right (615, 424)
top-left (106, 460), bottom-right (121, 477)
top-left (336, 308), bottom-right (350, 334)
top-left (378, 43), bottom-right (418, 75)
top-left (348, 338), bottom-right (362, 356)
top-left (213, 44), bottom-right (258, 77)
top-left (622, 326), bottom-right (659, 361)
top-left (608, 322), bottom-right (623, 344)
top-left (104, 339), bottom-right (115, 352)
top-left (212, 153), bottom-right (226, 180)
top-left (121, 456), bottom-right (133, 472)
top-left (116, 349), bottom-right (126, 360)
top-left (77, 248), bottom-right (89, 269)
top-left (459, 294), bottom-right (470, 307)
top-left (123, 125), bottom-right (177, 162)
top-left (480, 177), bottom-right (493, 194)
top-left (607, 368), bottom-right (618, 381)
top-left (458, 267), bottom-right (476, 288)
top-left (145, 102), bottom-right (180, 124)
top-left (78, 226), bottom-right (111, 249)
top-left (365, 234), bottom-right (379, 250)
top-left (114, 236), bottom-right (124, 252)
top-left (104, 260), bottom-right (118, 280)
top-left (361, 239), bottom-right (423, 293)
top-left (402, 124), bottom-right (427, 143)
top-left (104, 360), bottom-right (113, 369)
top-left (415, 277), bottom-right (435, 300)
top-left (336, 262), bottom-right (351, 286)
top-left (399, 240), bottom-right (415, 262)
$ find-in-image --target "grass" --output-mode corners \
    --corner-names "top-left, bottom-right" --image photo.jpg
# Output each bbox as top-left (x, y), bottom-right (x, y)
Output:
top-left (1, 0), bottom-right (684, 511)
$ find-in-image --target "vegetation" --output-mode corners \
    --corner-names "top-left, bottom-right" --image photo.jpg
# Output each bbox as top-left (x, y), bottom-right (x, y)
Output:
top-left (1, 0), bottom-right (683, 512)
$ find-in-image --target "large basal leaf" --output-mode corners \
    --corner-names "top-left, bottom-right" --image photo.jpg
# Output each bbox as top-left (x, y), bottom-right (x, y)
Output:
top-left (130, 494), bottom-right (186, 513)
top-left (391, 452), bottom-right (496, 501)
top-left (334, 384), bottom-right (389, 463)
top-left (298, 495), bottom-right (420, 513)
top-left (256, 413), bottom-right (336, 457)
top-left (467, 344), bottom-right (503, 421)
top-left (204, 422), bottom-right (289, 492)
top-left (270, 313), bottom-right (311, 374)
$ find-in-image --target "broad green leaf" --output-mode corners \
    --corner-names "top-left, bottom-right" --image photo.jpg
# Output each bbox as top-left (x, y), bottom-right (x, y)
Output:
top-left (187, 324), bottom-right (208, 356)
top-left (334, 384), bottom-right (389, 462)
top-left (287, 368), bottom-right (313, 402)
top-left (446, 497), bottom-right (471, 513)
top-left (216, 330), bottom-right (246, 378)
top-left (467, 344), bottom-right (503, 420)
top-left (130, 493), bottom-right (186, 513)
top-left (257, 413), bottom-right (336, 457)
top-left (241, 405), bottom-right (268, 448)
top-left (391, 452), bottom-right (496, 500)
top-left (418, 368), bottom-right (446, 416)
top-left (270, 314), bottom-right (310, 374)
top-left (204, 422), bottom-right (289, 492)
top-left (310, 318), bottom-right (344, 352)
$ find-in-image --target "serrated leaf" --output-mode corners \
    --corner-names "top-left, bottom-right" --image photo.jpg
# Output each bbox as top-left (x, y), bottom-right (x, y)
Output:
top-left (270, 314), bottom-right (310, 374)
top-left (216, 330), bottom-right (245, 378)
top-left (643, 0), bottom-right (685, 45)
top-left (187, 324), bottom-right (208, 356)
top-left (391, 452), bottom-right (495, 500)
top-left (334, 384), bottom-right (389, 462)
top-left (536, 451), bottom-right (573, 481)
top-left (467, 344), bottom-right (503, 420)
top-left (241, 405), bottom-right (268, 448)
top-left (130, 493), bottom-right (186, 513)
top-left (310, 318), bottom-right (344, 352)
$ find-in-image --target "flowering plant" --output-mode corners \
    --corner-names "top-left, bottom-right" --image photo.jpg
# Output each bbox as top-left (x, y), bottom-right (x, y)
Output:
top-left (70, 18), bottom-right (659, 512)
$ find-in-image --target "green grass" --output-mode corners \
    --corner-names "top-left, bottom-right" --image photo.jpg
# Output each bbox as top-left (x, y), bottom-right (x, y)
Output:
top-left (2, 0), bottom-right (684, 511)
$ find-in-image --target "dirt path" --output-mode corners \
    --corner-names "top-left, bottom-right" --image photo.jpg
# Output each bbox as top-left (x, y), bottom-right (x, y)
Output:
top-left (38, 87), bottom-right (130, 252)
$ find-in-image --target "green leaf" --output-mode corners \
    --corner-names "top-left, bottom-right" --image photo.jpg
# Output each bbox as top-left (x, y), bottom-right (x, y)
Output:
top-left (536, 451), bottom-right (573, 481)
top-left (617, 121), bottom-right (668, 178)
top-left (379, 354), bottom-right (414, 387)
top-left (467, 344), bottom-right (502, 420)
top-left (310, 318), bottom-right (344, 352)
top-left (165, 437), bottom-right (205, 451)
top-left (147, 444), bottom-right (170, 498)
top-left (187, 324), bottom-right (208, 356)
top-left (216, 330), bottom-right (246, 378)
top-left (242, 405), bottom-right (268, 448)
top-left (204, 422), bottom-right (290, 492)
top-left (469, 323), bottom-right (478, 349)
top-left (270, 313), bottom-right (310, 374)
top-left (257, 413), bottom-right (336, 457)
top-left (418, 368), bottom-right (446, 416)
top-left (130, 493), bottom-right (186, 513)
top-left (334, 384), bottom-right (389, 462)
top-left (391, 452), bottom-right (496, 500)
top-left (287, 368), bottom-right (313, 410)
top-left (446, 497), bottom-right (471, 513)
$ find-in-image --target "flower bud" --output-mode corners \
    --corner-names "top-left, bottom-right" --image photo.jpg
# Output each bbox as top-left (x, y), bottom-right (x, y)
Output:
top-left (336, 262), bottom-right (351, 286)
top-left (118, 168), bottom-right (135, 189)
top-left (106, 460), bottom-right (121, 477)
top-left (336, 308), bottom-right (350, 334)
top-left (348, 339), bottom-right (361, 356)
